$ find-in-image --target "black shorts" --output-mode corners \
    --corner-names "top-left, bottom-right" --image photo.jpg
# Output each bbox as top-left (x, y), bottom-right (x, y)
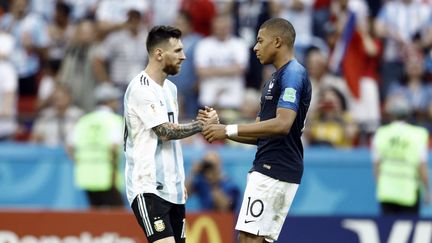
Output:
top-left (131, 193), bottom-right (185, 243)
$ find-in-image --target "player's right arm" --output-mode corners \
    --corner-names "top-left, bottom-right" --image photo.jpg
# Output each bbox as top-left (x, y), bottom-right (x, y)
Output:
top-left (152, 107), bottom-right (218, 141)
top-left (226, 117), bottom-right (260, 145)
top-left (152, 121), bottom-right (203, 141)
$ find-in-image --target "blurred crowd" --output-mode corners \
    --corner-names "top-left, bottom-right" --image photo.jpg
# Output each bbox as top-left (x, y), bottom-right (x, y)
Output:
top-left (0, 0), bottom-right (432, 150)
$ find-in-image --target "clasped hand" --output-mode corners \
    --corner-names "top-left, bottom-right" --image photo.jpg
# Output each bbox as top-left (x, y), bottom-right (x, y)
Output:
top-left (196, 107), bottom-right (227, 143)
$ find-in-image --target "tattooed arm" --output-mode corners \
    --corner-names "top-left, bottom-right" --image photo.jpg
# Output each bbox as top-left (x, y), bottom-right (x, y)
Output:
top-left (152, 121), bottom-right (203, 141)
top-left (153, 106), bottom-right (219, 141)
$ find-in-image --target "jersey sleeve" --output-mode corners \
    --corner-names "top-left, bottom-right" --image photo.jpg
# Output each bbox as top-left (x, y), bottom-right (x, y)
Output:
top-left (129, 86), bottom-right (168, 129)
top-left (277, 67), bottom-right (305, 112)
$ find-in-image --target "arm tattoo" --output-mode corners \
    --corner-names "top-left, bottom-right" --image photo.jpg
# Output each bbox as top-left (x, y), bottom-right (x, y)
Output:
top-left (152, 121), bottom-right (203, 140)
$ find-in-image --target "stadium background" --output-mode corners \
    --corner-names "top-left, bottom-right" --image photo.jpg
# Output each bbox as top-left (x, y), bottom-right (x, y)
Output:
top-left (1, 0), bottom-right (432, 242)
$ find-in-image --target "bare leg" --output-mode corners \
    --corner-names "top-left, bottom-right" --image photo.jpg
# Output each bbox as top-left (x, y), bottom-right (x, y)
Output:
top-left (238, 231), bottom-right (267, 243)
top-left (154, 236), bottom-right (176, 243)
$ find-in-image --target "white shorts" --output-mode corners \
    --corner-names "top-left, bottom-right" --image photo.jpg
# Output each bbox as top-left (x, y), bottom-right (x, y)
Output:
top-left (235, 171), bottom-right (299, 242)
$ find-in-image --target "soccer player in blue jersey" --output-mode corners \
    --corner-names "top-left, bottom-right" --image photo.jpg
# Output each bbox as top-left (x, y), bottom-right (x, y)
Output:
top-left (203, 18), bottom-right (312, 243)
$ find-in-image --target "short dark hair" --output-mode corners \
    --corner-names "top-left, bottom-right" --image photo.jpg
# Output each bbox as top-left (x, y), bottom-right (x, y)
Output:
top-left (56, 1), bottom-right (71, 17)
top-left (260, 18), bottom-right (296, 48)
top-left (146, 25), bottom-right (182, 53)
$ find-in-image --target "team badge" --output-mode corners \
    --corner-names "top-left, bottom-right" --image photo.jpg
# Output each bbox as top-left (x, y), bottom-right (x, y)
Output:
top-left (283, 88), bottom-right (296, 102)
top-left (154, 219), bottom-right (165, 232)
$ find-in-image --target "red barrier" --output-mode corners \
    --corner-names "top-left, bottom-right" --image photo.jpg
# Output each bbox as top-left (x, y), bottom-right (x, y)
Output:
top-left (0, 210), bottom-right (235, 243)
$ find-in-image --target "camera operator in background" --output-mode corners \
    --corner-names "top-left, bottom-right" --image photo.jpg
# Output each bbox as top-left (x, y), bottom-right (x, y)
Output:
top-left (186, 151), bottom-right (240, 212)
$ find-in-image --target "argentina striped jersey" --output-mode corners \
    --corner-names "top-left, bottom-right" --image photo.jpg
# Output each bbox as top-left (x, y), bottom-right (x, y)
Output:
top-left (123, 71), bottom-right (185, 205)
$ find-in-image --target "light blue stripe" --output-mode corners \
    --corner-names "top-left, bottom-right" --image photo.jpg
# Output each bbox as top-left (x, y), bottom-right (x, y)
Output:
top-left (163, 85), bottom-right (183, 203)
top-left (155, 139), bottom-right (165, 192)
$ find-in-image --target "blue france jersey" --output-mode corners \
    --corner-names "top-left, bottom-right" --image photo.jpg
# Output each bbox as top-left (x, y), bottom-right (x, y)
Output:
top-left (252, 59), bottom-right (311, 183)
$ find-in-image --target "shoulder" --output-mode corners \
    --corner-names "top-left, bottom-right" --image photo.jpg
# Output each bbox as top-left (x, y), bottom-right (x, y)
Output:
top-left (279, 60), bottom-right (308, 82)
top-left (129, 73), bottom-right (154, 90)
top-left (165, 79), bottom-right (178, 93)
top-left (286, 60), bottom-right (307, 74)
top-left (125, 74), bottom-right (160, 102)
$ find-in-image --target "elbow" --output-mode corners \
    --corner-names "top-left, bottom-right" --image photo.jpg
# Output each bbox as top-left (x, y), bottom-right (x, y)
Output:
top-left (159, 136), bottom-right (171, 141)
top-left (274, 124), bottom-right (291, 136)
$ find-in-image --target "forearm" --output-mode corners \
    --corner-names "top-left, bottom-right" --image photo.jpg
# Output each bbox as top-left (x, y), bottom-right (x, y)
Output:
top-left (228, 136), bottom-right (257, 145)
top-left (237, 118), bottom-right (290, 138)
top-left (153, 121), bottom-right (203, 140)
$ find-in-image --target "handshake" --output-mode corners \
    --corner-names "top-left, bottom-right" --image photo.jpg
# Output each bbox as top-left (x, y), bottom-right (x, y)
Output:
top-left (196, 106), bottom-right (229, 143)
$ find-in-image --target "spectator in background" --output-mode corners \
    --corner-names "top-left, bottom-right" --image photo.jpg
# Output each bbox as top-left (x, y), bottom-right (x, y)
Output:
top-left (0, 0), bottom-right (9, 17)
top-left (186, 151), bottom-right (240, 212)
top-left (0, 0), bottom-right (50, 97)
top-left (92, 9), bottom-right (149, 92)
top-left (30, 84), bottom-right (83, 147)
top-left (273, 0), bottom-right (315, 64)
top-left (374, 0), bottom-right (432, 97)
top-left (171, 11), bottom-right (202, 120)
top-left (385, 53), bottom-right (432, 125)
top-left (305, 87), bottom-right (358, 148)
top-left (327, 0), bottom-right (381, 143)
top-left (46, 1), bottom-right (73, 74)
top-left (225, 0), bottom-right (277, 90)
top-left (180, 0), bottom-right (216, 36)
top-left (71, 83), bottom-right (124, 208)
top-left (305, 48), bottom-right (350, 114)
top-left (56, 20), bottom-right (99, 112)
top-left (0, 31), bottom-right (18, 141)
top-left (29, 0), bottom-right (56, 21)
top-left (95, 0), bottom-right (149, 39)
top-left (372, 96), bottom-right (430, 215)
top-left (151, 0), bottom-right (181, 26)
top-left (63, 0), bottom-right (98, 21)
top-left (312, 0), bottom-right (331, 39)
top-left (37, 1), bottom-right (74, 111)
top-left (195, 14), bottom-right (249, 119)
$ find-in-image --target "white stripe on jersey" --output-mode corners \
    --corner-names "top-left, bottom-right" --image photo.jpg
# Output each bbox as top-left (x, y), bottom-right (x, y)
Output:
top-left (124, 71), bottom-right (186, 205)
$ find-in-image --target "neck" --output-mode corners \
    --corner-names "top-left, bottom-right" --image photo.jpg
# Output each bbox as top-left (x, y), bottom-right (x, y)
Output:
top-left (274, 51), bottom-right (294, 70)
top-left (144, 62), bottom-right (167, 86)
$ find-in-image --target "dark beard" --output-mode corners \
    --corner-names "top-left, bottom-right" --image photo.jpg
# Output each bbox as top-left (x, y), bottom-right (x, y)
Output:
top-left (163, 65), bottom-right (179, 75)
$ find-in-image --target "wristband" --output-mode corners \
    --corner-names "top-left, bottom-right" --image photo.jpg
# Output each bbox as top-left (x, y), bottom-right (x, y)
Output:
top-left (225, 124), bottom-right (238, 137)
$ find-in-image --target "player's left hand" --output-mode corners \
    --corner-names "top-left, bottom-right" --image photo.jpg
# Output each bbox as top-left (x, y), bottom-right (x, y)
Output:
top-left (196, 106), bottom-right (219, 125)
top-left (202, 124), bottom-right (227, 143)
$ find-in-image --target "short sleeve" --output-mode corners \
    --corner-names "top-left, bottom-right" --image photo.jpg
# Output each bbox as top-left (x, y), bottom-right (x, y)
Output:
top-left (277, 68), bottom-right (305, 112)
top-left (128, 86), bottom-right (168, 129)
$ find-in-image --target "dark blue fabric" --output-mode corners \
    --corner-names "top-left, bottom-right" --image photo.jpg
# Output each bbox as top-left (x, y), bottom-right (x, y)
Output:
top-left (252, 59), bottom-right (312, 183)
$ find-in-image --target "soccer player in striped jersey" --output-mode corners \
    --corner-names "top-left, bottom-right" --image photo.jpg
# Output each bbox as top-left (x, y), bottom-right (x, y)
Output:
top-left (203, 18), bottom-right (312, 243)
top-left (123, 25), bottom-right (217, 243)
